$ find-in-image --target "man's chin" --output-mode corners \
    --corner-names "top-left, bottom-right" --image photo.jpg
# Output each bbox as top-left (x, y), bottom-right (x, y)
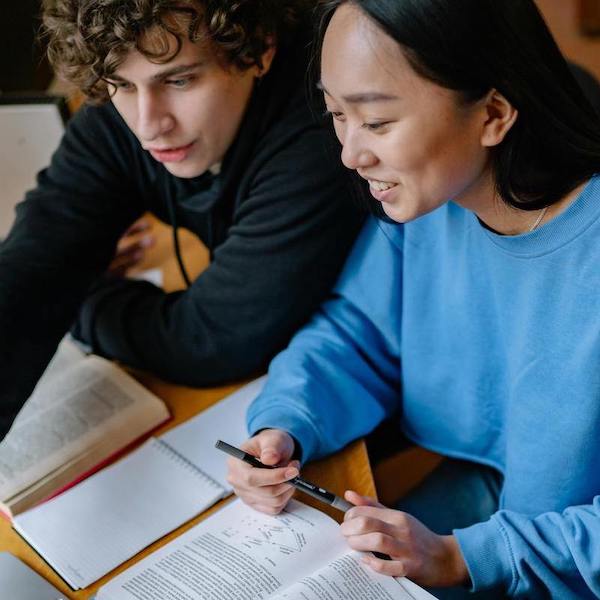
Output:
top-left (163, 161), bottom-right (210, 179)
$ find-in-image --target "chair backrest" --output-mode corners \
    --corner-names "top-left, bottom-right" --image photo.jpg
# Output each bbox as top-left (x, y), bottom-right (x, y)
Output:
top-left (0, 95), bottom-right (69, 239)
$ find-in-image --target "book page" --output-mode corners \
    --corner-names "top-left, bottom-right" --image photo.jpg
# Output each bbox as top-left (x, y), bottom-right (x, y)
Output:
top-left (14, 438), bottom-right (226, 590)
top-left (13, 336), bottom-right (86, 423)
top-left (97, 499), bottom-right (350, 600)
top-left (270, 553), bottom-right (434, 600)
top-left (0, 353), bottom-right (168, 501)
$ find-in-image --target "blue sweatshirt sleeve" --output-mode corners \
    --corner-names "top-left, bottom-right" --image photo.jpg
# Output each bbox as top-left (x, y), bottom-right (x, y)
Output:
top-left (247, 218), bottom-right (404, 461)
top-left (455, 497), bottom-right (600, 597)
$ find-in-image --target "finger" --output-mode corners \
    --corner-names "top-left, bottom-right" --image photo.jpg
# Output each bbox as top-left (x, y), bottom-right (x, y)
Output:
top-left (124, 218), bottom-right (152, 235)
top-left (108, 252), bottom-right (145, 277)
top-left (111, 246), bottom-right (145, 266)
top-left (116, 235), bottom-right (154, 255)
top-left (345, 505), bottom-right (410, 528)
top-left (227, 456), bottom-right (298, 489)
top-left (344, 490), bottom-right (384, 509)
top-left (340, 514), bottom-right (396, 538)
top-left (236, 486), bottom-right (295, 511)
top-left (362, 554), bottom-right (408, 578)
top-left (241, 430), bottom-right (296, 467)
top-left (345, 531), bottom-right (404, 557)
top-left (233, 478), bottom-right (297, 500)
top-left (248, 501), bottom-right (290, 516)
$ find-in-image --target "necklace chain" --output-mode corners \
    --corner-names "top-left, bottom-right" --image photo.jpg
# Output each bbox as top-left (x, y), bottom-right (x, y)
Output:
top-left (528, 206), bottom-right (549, 232)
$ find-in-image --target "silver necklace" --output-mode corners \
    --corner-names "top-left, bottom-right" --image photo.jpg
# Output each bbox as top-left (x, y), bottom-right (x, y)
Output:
top-left (528, 206), bottom-right (549, 232)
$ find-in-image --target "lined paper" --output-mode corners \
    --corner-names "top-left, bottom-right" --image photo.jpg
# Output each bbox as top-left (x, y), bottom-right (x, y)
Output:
top-left (14, 438), bottom-right (226, 589)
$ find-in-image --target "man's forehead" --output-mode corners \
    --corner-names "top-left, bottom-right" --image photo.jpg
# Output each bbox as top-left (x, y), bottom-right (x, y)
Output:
top-left (112, 35), bottom-right (212, 81)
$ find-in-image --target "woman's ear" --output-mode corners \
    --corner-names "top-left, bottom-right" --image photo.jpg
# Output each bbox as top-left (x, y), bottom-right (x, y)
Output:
top-left (480, 89), bottom-right (518, 148)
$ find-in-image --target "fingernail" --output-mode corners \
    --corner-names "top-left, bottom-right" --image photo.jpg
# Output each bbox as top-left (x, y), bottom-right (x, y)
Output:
top-left (284, 468), bottom-right (298, 480)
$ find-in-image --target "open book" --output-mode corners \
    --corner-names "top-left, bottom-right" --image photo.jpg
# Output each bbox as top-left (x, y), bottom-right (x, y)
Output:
top-left (93, 498), bottom-right (437, 600)
top-left (12, 378), bottom-right (265, 589)
top-left (0, 337), bottom-right (170, 518)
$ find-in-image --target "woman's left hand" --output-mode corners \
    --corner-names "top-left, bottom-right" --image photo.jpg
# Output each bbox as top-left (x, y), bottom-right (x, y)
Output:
top-left (340, 491), bottom-right (470, 588)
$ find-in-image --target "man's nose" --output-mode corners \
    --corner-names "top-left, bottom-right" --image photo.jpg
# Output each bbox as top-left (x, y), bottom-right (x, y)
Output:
top-left (137, 92), bottom-right (174, 142)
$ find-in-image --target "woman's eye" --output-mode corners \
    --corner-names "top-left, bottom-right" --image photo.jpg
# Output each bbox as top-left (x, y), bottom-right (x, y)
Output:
top-left (362, 121), bottom-right (390, 132)
top-left (324, 110), bottom-right (345, 121)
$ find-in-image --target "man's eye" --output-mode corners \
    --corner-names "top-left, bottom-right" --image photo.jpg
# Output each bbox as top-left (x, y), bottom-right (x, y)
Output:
top-left (166, 77), bottom-right (194, 88)
top-left (109, 81), bottom-right (134, 92)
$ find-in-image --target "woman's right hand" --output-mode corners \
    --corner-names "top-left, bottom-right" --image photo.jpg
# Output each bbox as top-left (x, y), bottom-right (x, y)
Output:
top-left (226, 429), bottom-right (300, 515)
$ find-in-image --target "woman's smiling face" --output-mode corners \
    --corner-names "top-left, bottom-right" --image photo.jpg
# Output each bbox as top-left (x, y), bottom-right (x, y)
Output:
top-left (320, 3), bottom-right (493, 223)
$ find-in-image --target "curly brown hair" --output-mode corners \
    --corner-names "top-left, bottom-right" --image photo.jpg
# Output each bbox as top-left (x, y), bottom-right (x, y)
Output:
top-left (42, 0), bottom-right (311, 102)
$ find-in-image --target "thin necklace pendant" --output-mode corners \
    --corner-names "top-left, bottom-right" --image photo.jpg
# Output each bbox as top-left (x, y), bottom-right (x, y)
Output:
top-left (528, 206), bottom-right (549, 232)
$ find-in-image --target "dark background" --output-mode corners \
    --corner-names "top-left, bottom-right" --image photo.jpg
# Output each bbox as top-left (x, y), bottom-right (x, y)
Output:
top-left (0, 1), bottom-right (53, 93)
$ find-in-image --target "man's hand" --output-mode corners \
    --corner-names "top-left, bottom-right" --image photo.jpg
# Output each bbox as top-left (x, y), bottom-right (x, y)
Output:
top-left (226, 429), bottom-right (300, 515)
top-left (108, 218), bottom-right (155, 277)
top-left (341, 491), bottom-right (470, 588)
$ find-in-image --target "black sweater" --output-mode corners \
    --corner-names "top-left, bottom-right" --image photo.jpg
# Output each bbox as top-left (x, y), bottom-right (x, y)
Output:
top-left (0, 43), bottom-right (364, 439)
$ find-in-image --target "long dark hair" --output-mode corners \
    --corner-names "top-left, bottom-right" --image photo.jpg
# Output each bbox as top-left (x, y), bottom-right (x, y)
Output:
top-left (315, 0), bottom-right (600, 211)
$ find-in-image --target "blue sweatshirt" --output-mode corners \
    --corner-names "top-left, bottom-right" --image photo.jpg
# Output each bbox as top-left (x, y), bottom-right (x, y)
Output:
top-left (248, 176), bottom-right (600, 598)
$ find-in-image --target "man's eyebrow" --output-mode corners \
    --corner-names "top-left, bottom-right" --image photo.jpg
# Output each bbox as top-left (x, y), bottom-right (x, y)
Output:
top-left (150, 61), bottom-right (205, 81)
top-left (109, 61), bottom-right (205, 83)
top-left (317, 80), bottom-right (399, 104)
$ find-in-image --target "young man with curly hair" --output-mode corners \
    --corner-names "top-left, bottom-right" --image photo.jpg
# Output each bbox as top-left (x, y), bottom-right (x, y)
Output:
top-left (0, 0), bottom-right (364, 439)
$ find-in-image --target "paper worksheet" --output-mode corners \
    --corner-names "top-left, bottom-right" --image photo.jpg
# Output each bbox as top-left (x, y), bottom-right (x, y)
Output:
top-left (94, 499), bottom-right (438, 600)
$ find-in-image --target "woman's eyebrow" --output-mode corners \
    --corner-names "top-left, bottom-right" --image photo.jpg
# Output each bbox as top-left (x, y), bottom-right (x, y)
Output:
top-left (317, 80), bottom-right (398, 104)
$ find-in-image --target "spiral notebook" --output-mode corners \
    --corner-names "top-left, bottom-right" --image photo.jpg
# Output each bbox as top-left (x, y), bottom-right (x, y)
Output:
top-left (12, 378), bottom-right (265, 590)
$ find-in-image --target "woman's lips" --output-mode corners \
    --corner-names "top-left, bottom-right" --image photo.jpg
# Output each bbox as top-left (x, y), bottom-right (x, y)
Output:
top-left (149, 142), bottom-right (195, 163)
top-left (368, 181), bottom-right (398, 203)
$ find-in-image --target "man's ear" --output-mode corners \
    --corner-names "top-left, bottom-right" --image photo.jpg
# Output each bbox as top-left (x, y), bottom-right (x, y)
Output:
top-left (480, 89), bottom-right (518, 148)
top-left (255, 39), bottom-right (277, 78)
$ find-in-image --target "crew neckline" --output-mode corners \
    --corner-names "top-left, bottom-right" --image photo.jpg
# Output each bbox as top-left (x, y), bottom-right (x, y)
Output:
top-left (470, 175), bottom-right (600, 257)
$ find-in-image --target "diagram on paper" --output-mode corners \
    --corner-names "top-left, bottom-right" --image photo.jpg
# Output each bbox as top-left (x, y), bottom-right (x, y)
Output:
top-left (221, 513), bottom-right (309, 556)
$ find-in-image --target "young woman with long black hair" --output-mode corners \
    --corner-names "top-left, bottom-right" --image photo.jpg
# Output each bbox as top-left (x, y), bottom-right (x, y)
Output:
top-left (228, 1), bottom-right (600, 597)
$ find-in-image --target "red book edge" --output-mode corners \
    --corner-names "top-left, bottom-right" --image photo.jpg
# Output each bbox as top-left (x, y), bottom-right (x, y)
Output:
top-left (2, 414), bottom-right (172, 520)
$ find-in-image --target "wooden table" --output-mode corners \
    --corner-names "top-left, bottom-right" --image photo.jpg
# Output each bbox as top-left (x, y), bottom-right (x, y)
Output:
top-left (0, 218), bottom-right (376, 599)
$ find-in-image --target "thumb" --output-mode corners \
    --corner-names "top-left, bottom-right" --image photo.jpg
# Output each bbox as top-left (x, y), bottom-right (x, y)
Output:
top-left (255, 429), bottom-right (295, 466)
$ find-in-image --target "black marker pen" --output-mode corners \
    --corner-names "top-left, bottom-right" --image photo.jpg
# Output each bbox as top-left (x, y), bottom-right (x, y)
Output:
top-left (215, 439), bottom-right (353, 513)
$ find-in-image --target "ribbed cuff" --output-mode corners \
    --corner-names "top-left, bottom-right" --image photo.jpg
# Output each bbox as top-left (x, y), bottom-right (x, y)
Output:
top-left (454, 516), bottom-right (516, 594)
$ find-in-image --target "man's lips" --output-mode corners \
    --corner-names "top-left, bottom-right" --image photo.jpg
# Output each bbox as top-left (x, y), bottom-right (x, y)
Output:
top-left (147, 142), bottom-right (195, 163)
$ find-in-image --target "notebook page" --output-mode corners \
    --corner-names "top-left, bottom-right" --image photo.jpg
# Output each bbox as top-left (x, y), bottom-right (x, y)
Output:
top-left (14, 438), bottom-right (226, 590)
top-left (160, 376), bottom-right (266, 488)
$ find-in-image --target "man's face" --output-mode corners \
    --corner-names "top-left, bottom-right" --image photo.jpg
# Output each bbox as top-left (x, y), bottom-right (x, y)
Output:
top-left (108, 34), bottom-right (263, 178)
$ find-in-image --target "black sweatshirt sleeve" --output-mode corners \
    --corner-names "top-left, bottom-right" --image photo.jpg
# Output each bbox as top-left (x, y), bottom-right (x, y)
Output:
top-left (73, 126), bottom-right (365, 386)
top-left (0, 105), bottom-right (144, 439)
